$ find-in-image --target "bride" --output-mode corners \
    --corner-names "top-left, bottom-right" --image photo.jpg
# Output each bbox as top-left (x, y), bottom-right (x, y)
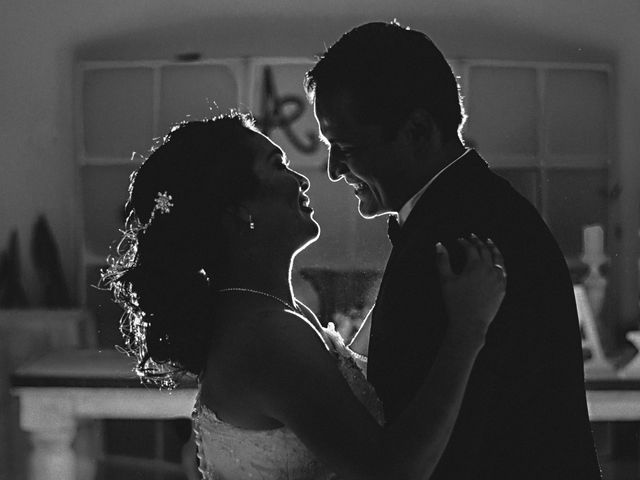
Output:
top-left (103, 112), bottom-right (506, 480)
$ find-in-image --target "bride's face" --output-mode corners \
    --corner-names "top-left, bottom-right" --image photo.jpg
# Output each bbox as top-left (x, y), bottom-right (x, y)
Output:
top-left (244, 131), bottom-right (320, 250)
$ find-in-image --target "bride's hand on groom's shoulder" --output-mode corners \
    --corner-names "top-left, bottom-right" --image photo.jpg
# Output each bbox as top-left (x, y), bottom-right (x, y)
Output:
top-left (436, 234), bottom-right (507, 342)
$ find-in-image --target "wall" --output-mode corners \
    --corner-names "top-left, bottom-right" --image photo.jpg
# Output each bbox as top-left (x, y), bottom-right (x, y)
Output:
top-left (1, 0), bottom-right (639, 318)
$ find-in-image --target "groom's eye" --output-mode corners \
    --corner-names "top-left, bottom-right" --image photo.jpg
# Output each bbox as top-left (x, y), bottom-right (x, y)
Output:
top-left (339, 145), bottom-right (360, 157)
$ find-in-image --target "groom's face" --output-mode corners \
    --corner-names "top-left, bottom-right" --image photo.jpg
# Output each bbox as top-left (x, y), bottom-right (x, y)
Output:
top-left (314, 90), bottom-right (409, 218)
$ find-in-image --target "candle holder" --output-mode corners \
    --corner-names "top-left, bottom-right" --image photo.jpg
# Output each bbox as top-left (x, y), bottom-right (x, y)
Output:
top-left (575, 285), bottom-right (612, 377)
top-left (581, 253), bottom-right (608, 322)
top-left (618, 331), bottom-right (640, 377)
top-left (579, 225), bottom-right (612, 375)
top-left (581, 225), bottom-right (608, 325)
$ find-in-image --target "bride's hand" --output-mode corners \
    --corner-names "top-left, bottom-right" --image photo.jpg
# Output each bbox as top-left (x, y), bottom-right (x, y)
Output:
top-left (436, 234), bottom-right (506, 342)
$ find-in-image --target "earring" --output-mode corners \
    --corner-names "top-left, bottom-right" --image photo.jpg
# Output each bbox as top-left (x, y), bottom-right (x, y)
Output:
top-left (249, 214), bottom-right (255, 230)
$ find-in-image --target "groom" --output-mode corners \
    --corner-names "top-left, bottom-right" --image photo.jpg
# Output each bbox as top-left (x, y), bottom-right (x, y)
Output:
top-left (306, 22), bottom-right (601, 479)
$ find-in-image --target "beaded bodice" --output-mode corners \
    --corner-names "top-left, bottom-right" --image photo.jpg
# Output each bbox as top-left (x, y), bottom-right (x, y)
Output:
top-left (192, 326), bottom-right (383, 480)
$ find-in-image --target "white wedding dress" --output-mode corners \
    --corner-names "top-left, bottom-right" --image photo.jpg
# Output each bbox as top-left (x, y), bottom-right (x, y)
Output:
top-left (192, 326), bottom-right (383, 480)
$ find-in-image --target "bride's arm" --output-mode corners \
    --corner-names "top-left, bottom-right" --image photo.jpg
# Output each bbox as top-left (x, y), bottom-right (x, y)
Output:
top-left (249, 237), bottom-right (505, 480)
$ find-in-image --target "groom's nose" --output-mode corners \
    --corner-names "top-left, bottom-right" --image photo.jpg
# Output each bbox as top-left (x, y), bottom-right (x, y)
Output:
top-left (327, 148), bottom-right (348, 182)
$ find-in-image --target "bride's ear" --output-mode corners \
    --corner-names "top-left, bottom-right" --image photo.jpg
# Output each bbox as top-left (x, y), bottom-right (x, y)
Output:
top-left (222, 204), bottom-right (253, 232)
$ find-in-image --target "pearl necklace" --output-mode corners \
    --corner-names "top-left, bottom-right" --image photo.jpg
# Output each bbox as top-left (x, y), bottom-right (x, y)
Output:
top-left (216, 288), bottom-right (298, 312)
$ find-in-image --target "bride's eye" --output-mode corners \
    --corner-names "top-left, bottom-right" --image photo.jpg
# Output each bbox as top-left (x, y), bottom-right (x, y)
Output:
top-left (270, 151), bottom-right (290, 170)
top-left (276, 156), bottom-right (290, 170)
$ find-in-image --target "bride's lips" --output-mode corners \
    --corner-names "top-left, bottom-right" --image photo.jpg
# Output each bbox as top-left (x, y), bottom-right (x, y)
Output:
top-left (299, 194), bottom-right (313, 213)
top-left (347, 180), bottom-right (369, 196)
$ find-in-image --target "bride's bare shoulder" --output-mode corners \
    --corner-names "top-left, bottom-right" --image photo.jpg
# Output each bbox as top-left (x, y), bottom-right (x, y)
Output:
top-left (208, 306), bottom-right (327, 369)
top-left (201, 307), bottom-right (332, 417)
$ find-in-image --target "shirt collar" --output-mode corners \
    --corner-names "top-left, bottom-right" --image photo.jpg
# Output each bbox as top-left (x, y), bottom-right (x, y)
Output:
top-left (396, 148), bottom-right (472, 227)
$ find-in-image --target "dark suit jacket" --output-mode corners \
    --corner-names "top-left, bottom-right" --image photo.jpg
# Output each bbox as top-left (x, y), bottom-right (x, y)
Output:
top-left (367, 150), bottom-right (601, 479)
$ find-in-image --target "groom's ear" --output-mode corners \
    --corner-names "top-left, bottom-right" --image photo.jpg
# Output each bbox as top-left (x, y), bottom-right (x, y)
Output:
top-left (401, 108), bottom-right (441, 153)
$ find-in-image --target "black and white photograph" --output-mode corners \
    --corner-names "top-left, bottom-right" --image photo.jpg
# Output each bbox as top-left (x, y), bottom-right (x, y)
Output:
top-left (1, 1), bottom-right (639, 479)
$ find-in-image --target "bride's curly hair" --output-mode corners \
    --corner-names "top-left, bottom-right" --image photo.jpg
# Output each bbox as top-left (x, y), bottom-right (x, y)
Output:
top-left (101, 112), bottom-right (260, 388)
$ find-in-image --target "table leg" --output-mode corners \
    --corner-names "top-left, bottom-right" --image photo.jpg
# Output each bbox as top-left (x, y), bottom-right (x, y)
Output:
top-left (28, 428), bottom-right (76, 480)
top-left (18, 392), bottom-right (78, 480)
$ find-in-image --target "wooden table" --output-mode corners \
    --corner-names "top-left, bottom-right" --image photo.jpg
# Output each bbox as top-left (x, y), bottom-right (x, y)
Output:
top-left (11, 349), bottom-right (640, 480)
top-left (11, 349), bottom-right (196, 480)
top-left (586, 374), bottom-right (640, 421)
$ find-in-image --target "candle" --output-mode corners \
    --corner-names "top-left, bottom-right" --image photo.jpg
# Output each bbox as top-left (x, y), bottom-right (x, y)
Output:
top-left (583, 225), bottom-right (604, 258)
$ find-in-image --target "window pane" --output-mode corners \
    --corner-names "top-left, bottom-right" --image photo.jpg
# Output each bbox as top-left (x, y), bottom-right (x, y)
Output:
top-left (545, 69), bottom-right (609, 159)
top-left (83, 68), bottom-right (154, 158)
top-left (158, 64), bottom-right (239, 133)
top-left (81, 164), bottom-right (138, 258)
top-left (466, 66), bottom-right (538, 156)
top-left (250, 63), bottom-right (325, 168)
top-left (545, 170), bottom-right (608, 256)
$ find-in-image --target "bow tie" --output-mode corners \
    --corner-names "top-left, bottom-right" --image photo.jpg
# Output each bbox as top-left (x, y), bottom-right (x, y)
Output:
top-left (387, 216), bottom-right (401, 245)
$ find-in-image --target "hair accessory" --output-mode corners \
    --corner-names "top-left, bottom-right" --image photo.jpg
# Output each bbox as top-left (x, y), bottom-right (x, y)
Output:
top-left (141, 191), bottom-right (174, 231)
top-left (154, 191), bottom-right (174, 214)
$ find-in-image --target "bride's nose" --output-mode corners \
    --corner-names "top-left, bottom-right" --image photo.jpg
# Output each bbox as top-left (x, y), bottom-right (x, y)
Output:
top-left (295, 171), bottom-right (310, 192)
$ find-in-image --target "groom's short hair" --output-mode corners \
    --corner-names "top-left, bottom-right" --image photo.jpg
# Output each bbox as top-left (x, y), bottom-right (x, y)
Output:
top-left (305, 21), bottom-right (465, 141)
